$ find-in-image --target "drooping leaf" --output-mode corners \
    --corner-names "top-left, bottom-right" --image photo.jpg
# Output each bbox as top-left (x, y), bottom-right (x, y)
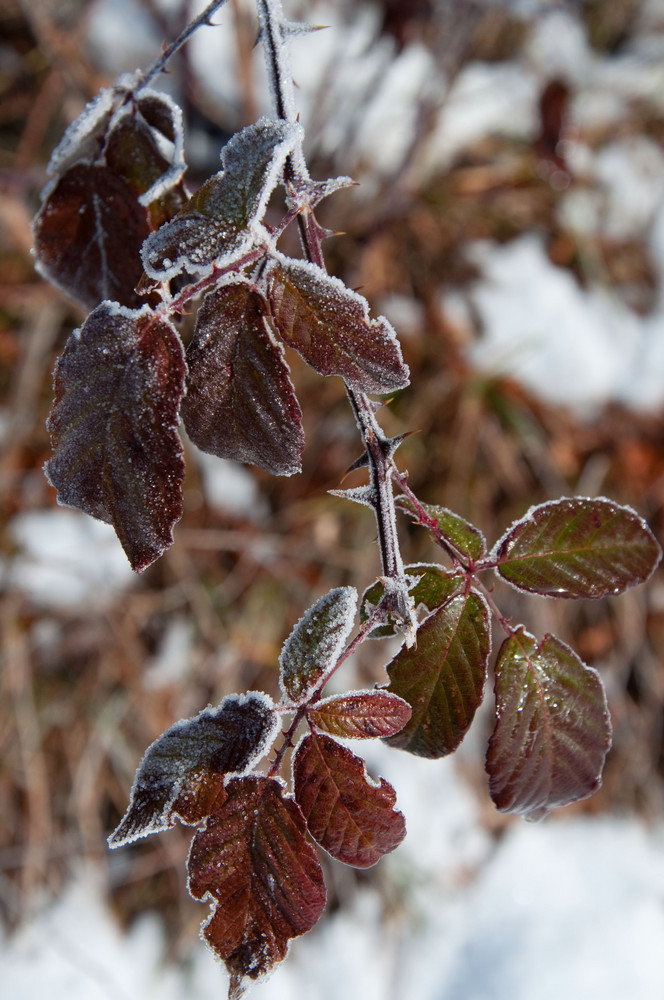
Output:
top-left (385, 591), bottom-right (490, 758)
top-left (181, 280), bottom-right (304, 476)
top-left (292, 733), bottom-right (406, 867)
top-left (396, 496), bottom-right (486, 562)
top-left (33, 162), bottom-right (153, 310)
top-left (108, 693), bottom-right (279, 847)
top-left (44, 302), bottom-right (186, 572)
top-left (494, 497), bottom-right (661, 598)
top-left (141, 117), bottom-right (301, 280)
top-left (360, 564), bottom-right (463, 638)
top-left (187, 776), bottom-right (326, 996)
top-left (266, 254), bottom-right (410, 393)
top-left (33, 87), bottom-right (187, 310)
top-left (279, 587), bottom-right (358, 704)
top-left (308, 690), bottom-right (411, 739)
top-left (486, 629), bottom-right (612, 821)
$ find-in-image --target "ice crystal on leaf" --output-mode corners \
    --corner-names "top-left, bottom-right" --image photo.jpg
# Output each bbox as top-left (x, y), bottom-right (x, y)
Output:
top-left (44, 303), bottom-right (186, 572)
top-left (141, 117), bottom-right (301, 281)
top-left (109, 693), bottom-right (279, 847)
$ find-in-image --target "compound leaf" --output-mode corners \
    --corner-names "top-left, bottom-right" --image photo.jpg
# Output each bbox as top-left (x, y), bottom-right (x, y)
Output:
top-left (266, 255), bottom-right (410, 393)
top-left (181, 280), bottom-right (304, 476)
top-left (396, 496), bottom-right (486, 561)
top-left (44, 302), bottom-right (186, 572)
top-left (495, 497), bottom-right (661, 599)
top-left (486, 630), bottom-right (612, 821)
top-left (292, 733), bottom-right (406, 867)
top-left (385, 591), bottom-right (490, 758)
top-left (187, 776), bottom-right (326, 996)
top-left (108, 693), bottom-right (279, 846)
top-left (308, 690), bottom-right (412, 739)
top-left (279, 587), bottom-right (358, 704)
top-left (142, 117), bottom-right (300, 280)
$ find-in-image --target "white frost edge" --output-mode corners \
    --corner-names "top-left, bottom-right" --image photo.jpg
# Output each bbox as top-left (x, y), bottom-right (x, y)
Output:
top-left (107, 691), bottom-right (279, 848)
top-left (278, 586), bottom-right (359, 705)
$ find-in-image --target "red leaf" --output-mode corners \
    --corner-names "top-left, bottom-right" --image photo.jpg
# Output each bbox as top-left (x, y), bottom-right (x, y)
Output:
top-left (292, 733), bottom-right (406, 868)
top-left (279, 587), bottom-right (358, 704)
top-left (385, 592), bottom-right (491, 758)
top-left (495, 497), bottom-right (661, 598)
top-left (486, 630), bottom-right (612, 821)
top-left (266, 255), bottom-right (410, 393)
top-left (108, 693), bottom-right (279, 846)
top-left (33, 162), bottom-right (152, 310)
top-left (187, 776), bottom-right (326, 995)
top-left (308, 690), bottom-right (411, 739)
top-left (44, 302), bottom-right (186, 571)
top-left (181, 280), bottom-right (304, 476)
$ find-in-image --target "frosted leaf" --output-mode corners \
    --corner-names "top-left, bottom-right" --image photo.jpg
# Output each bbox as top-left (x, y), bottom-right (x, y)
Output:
top-left (293, 733), bottom-right (406, 867)
top-left (360, 564), bottom-right (463, 639)
top-left (187, 775), bottom-right (326, 995)
top-left (34, 84), bottom-right (187, 309)
top-left (396, 496), bottom-right (487, 562)
top-left (141, 117), bottom-right (301, 281)
top-left (486, 630), bottom-right (612, 821)
top-left (266, 254), bottom-right (410, 393)
top-left (279, 587), bottom-right (358, 704)
top-left (494, 497), bottom-right (661, 598)
top-left (182, 279), bottom-right (304, 475)
top-left (108, 693), bottom-right (279, 847)
top-left (44, 302), bottom-right (186, 572)
top-left (46, 84), bottom-right (118, 177)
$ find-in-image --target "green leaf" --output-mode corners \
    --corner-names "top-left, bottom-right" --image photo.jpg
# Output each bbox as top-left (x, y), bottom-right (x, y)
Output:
top-left (279, 587), bottom-right (358, 704)
top-left (396, 497), bottom-right (486, 561)
top-left (360, 564), bottom-right (463, 638)
top-left (108, 693), bottom-right (279, 846)
top-left (266, 254), bottom-right (410, 393)
top-left (495, 497), bottom-right (661, 598)
top-left (486, 629), bottom-right (612, 820)
top-left (141, 118), bottom-right (300, 280)
top-left (293, 733), bottom-right (406, 867)
top-left (181, 280), bottom-right (304, 476)
top-left (385, 592), bottom-right (490, 758)
top-left (308, 690), bottom-right (411, 739)
top-left (188, 776), bottom-right (326, 997)
top-left (44, 302), bottom-right (186, 572)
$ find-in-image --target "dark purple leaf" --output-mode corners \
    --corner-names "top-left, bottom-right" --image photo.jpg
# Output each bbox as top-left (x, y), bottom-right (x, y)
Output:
top-left (34, 88), bottom-right (187, 310)
top-left (385, 592), bottom-right (491, 758)
top-left (396, 496), bottom-right (486, 561)
top-left (293, 733), bottom-right (406, 867)
top-left (181, 280), bottom-right (304, 476)
top-left (495, 497), bottom-right (661, 598)
top-left (44, 302), bottom-right (186, 572)
top-left (308, 690), bottom-right (412, 739)
top-left (279, 587), bottom-right (358, 704)
top-left (187, 776), bottom-right (326, 996)
top-left (266, 255), bottom-right (410, 393)
top-left (33, 162), bottom-right (152, 310)
top-left (141, 117), bottom-right (300, 281)
top-left (108, 693), bottom-right (279, 847)
top-left (486, 629), bottom-right (612, 820)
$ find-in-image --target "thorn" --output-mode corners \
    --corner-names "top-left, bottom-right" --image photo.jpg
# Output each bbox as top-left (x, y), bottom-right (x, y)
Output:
top-left (342, 451), bottom-right (369, 477)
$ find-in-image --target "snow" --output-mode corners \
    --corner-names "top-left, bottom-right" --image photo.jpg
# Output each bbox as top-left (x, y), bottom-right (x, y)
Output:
top-left (5, 508), bottom-right (135, 609)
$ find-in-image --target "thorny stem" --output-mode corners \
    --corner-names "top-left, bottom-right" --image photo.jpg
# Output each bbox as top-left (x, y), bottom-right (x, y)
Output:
top-left (140, 0), bottom-right (230, 88)
top-left (258, 0), bottom-right (416, 640)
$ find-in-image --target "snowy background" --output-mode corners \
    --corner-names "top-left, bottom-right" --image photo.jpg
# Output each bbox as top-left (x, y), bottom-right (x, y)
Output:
top-left (2, 0), bottom-right (664, 997)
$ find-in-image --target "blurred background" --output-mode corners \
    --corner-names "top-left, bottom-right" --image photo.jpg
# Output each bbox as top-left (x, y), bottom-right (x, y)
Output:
top-left (2, 0), bottom-right (664, 997)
